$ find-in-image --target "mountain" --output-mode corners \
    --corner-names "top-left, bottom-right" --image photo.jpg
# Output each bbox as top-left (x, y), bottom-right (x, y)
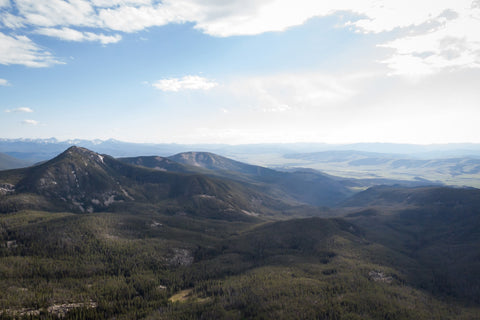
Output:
top-left (169, 151), bottom-right (275, 176)
top-left (119, 155), bottom-right (202, 174)
top-left (127, 152), bottom-right (353, 206)
top-left (1, 148), bottom-right (480, 318)
top-left (3, 138), bottom-right (480, 188)
top-left (0, 153), bottom-right (31, 170)
top-left (0, 147), bottom-right (286, 219)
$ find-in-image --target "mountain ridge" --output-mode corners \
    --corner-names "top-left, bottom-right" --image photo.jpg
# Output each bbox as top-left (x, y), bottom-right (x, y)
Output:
top-left (0, 147), bottom-right (293, 219)
top-left (125, 151), bottom-right (353, 206)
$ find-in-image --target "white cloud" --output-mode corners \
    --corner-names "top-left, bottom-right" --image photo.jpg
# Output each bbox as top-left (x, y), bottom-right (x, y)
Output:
top-left (0, 12), bottom-right (26, 28)
top-left (0, 0), bottom-right (478, 75)
top-left (152, 76), bottom-right (218, 92)
top-left (91, 0), bottom-right (153, 7)
top-left (6, 107), bottom-right (33, 113)
top-left (14, 0), bottom-right (97, 28)
top-left (97, 4), bottom-right (177, 32)
top-left (0, 78), bottom-right (9, 86)
top-left (379, 3), bottom-right (480, 75)
top-left (35, 27), bottom-right (122, 44)
top-left (22, 119), bottom-right (39, 125)
top-left (0, 32), bottom-right (62, 67)
top-left (0, 0), bottom-right (10, 7)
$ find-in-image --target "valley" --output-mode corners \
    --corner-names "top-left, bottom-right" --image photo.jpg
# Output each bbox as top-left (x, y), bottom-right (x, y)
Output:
top-left (0, 146), bottom-right (479, 319)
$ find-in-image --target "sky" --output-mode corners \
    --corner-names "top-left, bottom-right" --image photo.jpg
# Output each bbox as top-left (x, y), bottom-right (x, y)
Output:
top-left (1, 0), bottom-right (479, 145)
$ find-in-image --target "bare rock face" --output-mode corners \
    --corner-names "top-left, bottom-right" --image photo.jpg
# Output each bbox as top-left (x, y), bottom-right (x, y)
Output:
top-left (0, 183), bottom-right (14, 195)
top-left (169, 248), bottom-right (194, 266)
top-left (47, 302), bottom-right (97, 318)
top-left (368, 270), bottom-right (393, 283)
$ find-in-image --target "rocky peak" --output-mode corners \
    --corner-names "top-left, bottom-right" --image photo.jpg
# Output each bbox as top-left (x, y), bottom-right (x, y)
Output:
top-left (60, 146), bottom-right (106, 165)
top-left (14, 146), bottom-right (126, 213)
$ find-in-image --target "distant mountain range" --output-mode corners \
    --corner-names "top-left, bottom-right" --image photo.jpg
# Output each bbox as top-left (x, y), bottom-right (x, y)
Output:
top-left (284, 150), bottom-right (480, 187)
top-left (2, 138), bottom-right (480, 188)
top-left (2, 138), bottom-right (480, 162)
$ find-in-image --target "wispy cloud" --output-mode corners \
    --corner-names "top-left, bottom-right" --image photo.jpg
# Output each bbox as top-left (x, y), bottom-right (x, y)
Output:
top-left (152, 76), bottom-right (218, 92)
top-left (6, 107), bottom-right (34, 113)
top-left (0, 32), bottom-right (62, 67)
top-left (21, 119), bottom-right (39, 125)
top-left (378, 5), bottom-right (480, 76)
top-left (0, 78), bottom-right (9, 86)
top-left (13, 0), bottom-right (97, 28)
top-left (35, 27), bottom-right (122, 44)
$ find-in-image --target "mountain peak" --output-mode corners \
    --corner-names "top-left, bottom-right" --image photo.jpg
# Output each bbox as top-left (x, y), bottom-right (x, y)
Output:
top-left (169, 151), bottom-right (250, 172)
top-left (60, 146), bottom-right (106, 165)
top-left (14, 146), bottom-right (121, 212)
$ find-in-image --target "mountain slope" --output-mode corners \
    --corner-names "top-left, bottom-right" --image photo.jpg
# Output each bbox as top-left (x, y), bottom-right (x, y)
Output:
top-left (341, 185), bottom-right (480, 208)
top-left (344, 185), bottom-right (480, 303)
top-left (0, 147), bottom-right (285, 218)
top-left (168, 152), bottom-right (353, 206)
top-left (0, 153), bottom-right (31, 170)
top-left (119, 155), bottom-right (196, 174)
top-left (169, 151), bottom-right (275, 176)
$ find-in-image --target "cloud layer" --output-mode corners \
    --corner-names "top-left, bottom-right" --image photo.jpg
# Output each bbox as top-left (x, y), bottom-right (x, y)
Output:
top-left (0, 0), bottom-right (478, 75)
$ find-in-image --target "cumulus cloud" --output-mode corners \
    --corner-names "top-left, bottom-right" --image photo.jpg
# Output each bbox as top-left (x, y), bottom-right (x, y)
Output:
top-left (152, 76), bottom-right (218, 92)
top-left (35, 27), bottom-right (122, 44)
top-left (0, 32), bottom-right (62, 67)
top-left (22, 119), bottom-right (39, 125)
top-left (0, 78), bottom-right (9, 86)
top-left (6, 107), bottom-right (34, 113)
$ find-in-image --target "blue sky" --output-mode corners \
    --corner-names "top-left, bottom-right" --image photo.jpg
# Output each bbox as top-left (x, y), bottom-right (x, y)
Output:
top-left (1, 0), bottom-right (480, 144)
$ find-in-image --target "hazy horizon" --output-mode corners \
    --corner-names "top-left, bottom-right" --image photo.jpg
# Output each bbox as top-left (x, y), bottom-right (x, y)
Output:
top-left (1, 1), bottom-right (479, 145)
top-left (4, 136), bottom-right (480, 147)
